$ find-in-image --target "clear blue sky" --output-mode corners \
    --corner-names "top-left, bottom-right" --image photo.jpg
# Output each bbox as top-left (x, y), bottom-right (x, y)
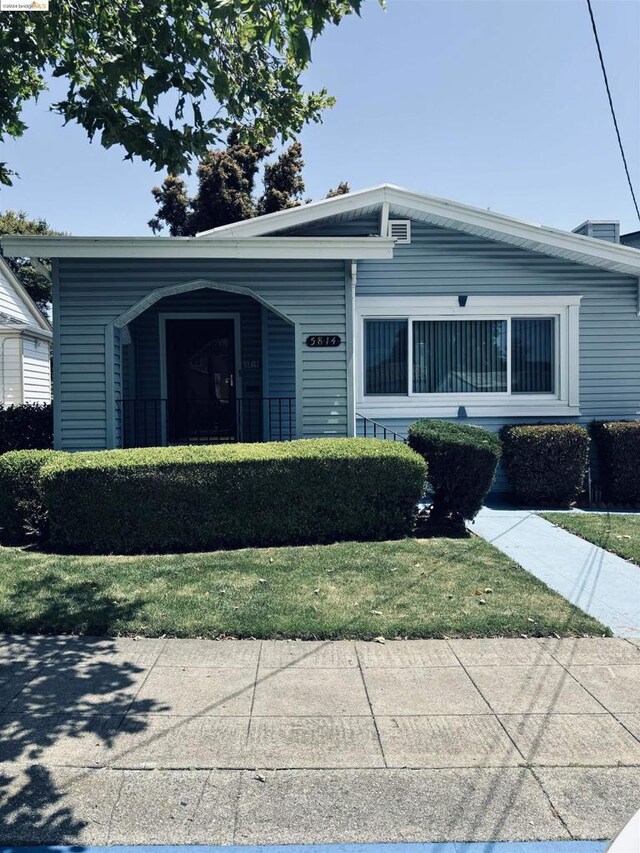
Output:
top-left (1, 0), bottom-right (639, 236)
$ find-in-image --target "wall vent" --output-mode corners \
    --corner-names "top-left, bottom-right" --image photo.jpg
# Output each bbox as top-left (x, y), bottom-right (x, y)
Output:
top-left (387, 219), bottom-right (411, 244)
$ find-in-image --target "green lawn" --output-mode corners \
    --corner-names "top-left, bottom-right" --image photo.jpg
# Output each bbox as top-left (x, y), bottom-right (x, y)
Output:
top-left (0, 537), bottom-right (607, 639)
top-left (541, 512), bottom-right (640, 566)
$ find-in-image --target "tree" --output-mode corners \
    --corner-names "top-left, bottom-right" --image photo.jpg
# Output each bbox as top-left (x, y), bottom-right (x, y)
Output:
top-left (0, 211), bottom-right (61, 311)
top-left (150, 137), bottom-right (349, 235)
top-left (326, 181), bottom-right (351, 198)
top-left (0, 1), bottom-right (378, 187)
top-left (149, 134), bottom-right (267, 236)
top-left (257, 141), bottom-right (305, 216)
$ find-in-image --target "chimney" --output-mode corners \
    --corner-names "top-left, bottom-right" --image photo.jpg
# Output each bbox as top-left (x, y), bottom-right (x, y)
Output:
top-left (572, 220), bottom-right (620, 243)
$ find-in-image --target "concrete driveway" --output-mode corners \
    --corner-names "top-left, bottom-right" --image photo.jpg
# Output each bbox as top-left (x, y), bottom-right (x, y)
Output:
top-left (0, 635), bottom-right (639, 845)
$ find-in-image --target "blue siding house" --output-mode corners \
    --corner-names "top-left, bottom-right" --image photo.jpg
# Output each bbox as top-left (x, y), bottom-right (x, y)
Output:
top-left (3, 185), bottom-right (640, 482)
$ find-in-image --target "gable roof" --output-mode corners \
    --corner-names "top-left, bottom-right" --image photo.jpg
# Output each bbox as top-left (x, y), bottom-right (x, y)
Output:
top-left (0, 255), bottom-right (52, 334)
top-left (197, 184), bottom-right (640, 278)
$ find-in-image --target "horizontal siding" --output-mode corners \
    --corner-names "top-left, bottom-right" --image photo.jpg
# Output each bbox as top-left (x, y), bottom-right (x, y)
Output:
top-left (0, 265), bottom-right (31, 324)
top-left (56, 216), bottom-right (640, 460)
top-left (21, 335), bottom-right (51, 403)
top-left (264, 309), bottom-right (296, 440)
top-left (355, 220), bottom-right (640, 432)
top-left (56, 259), bottom-right (347, 449)
top-left (0, 335), bottom-right (22, 404)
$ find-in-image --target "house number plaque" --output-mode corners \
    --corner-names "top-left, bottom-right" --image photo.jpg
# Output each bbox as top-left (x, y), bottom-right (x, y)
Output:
top-left (306, 335), bottom-right (341, 348)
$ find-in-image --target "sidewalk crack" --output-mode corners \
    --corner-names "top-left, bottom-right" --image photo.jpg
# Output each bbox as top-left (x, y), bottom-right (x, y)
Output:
top-left (354, 642), bottom-right (387, 768)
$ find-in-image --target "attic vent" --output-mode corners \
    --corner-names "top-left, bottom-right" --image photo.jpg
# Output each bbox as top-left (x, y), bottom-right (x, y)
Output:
top-left (387, 219), bottom-right (411, 244)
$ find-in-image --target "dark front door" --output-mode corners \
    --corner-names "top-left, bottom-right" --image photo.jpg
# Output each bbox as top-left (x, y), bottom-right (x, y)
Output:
top-left (165, 318), bottom-right (236, 444)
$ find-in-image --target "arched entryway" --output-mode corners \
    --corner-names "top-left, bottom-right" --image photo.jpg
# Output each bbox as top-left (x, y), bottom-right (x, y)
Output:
top-left (107, 279), bottom-right (297, 448)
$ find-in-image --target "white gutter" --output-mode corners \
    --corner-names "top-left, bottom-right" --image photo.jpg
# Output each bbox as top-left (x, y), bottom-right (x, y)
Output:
top-left (1, 235), bottom-right (395, 261)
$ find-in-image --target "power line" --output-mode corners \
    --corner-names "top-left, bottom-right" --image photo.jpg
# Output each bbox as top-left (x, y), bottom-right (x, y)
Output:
top-left (586, 0), bottom-right (640, 223)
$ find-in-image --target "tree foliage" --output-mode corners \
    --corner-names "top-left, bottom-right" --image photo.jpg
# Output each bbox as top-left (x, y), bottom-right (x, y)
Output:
top-left (0, 0), bottom-right (378, 187)
top-left (149, 137), bottom-right (348, 235)
top-left (257, 141), bottom-right (305, 216)
top-left (0, 211), bottom-right (61, 311)
top-left (326, 181), bottom-right (351, 198)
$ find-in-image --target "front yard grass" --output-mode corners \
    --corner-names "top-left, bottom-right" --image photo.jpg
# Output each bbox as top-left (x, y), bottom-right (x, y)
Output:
top-left (0, 537), bottom-right (608, 638)
top-left (541, 512), bottom-right (640, 566)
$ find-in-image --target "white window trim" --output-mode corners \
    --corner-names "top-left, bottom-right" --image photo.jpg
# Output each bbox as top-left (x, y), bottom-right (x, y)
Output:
top-left (355, 295), bottom-right (581, 418)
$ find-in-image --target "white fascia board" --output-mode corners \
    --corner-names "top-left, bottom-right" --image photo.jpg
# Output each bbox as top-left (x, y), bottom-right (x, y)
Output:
top-left (0, 323), bottom-right (53, 341)
top-left (0, 325), bottom-right (52, 341)
top-left (19, 325), bottom-right (53, 341)
top-left (0, 257), bottom-right (52, 332)
top-left (0, 235), bottom-right (394, 261)
top-left (193, 181), bottom-right (640, 277)
top-left (382, 186), bottom-right (640, 277)
top-left (196, 186), bottom-right (388, 238)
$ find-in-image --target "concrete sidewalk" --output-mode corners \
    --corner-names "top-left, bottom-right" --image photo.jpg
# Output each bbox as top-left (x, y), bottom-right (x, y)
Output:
top-left (472, 508), bottom-right (640, 638)
top-left (1, 635), bottom-right (639, 845)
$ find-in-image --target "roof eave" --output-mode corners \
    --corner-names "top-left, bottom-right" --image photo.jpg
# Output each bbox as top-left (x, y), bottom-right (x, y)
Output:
top-left (193, 183), bottom-right (640, 277)
top-left (0, 235), bottom-right (395, 261)
top-left (195, 185), bottom-right (389, 238)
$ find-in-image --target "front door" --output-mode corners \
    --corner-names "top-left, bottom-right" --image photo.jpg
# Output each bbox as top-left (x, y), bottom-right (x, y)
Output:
top-left (165, 318), bottom-right (236, 444)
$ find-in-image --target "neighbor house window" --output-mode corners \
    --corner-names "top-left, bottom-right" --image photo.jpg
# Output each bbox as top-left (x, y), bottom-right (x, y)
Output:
top-left (363, 314), bottom-right (558, 396)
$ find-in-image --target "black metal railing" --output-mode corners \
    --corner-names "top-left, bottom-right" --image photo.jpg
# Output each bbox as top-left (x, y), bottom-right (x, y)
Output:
top-left (118, 398), bottom-right (295, 448)
top-left (356, 413), bottom-right (407, 443)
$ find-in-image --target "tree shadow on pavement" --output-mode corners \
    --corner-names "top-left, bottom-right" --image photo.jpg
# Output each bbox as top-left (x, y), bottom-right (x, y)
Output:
top-left (0, 591), bottom-right (166, 843)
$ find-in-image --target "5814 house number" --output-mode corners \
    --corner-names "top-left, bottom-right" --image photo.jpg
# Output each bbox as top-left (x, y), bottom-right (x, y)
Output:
top-left (306, 335), bottom-right (342, 348)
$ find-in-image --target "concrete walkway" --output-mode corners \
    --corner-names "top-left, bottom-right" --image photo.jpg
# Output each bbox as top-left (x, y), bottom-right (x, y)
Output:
top-left (472, 508), bottom-right (640, 638)
top-left (1, 636), bottom-right (639, 845)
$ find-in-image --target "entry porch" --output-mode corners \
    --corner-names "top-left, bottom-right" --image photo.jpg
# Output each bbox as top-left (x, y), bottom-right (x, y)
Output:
top-left (117, 285), bottom-right (298, 447)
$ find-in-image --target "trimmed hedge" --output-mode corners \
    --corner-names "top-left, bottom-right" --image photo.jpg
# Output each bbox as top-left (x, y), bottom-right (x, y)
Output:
top-left (0, 449), bottom-right (62, 543)
top-left (0, 403), bottom-right (53, 455)
top-left (592, 420), bottom-right (640, 504)
top-left (500, 424), bottom-right (589, 507)
top-left (41, 439), bottom-right (427, 554)
top-left (407, 420), bottom-right (501, 525)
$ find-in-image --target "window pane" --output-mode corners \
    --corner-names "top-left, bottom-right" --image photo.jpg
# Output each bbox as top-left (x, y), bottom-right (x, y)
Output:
top-left (365, 320), bottom-right (408, 394)
top-left (512, 317), bottom-right (555, 393)
top-left (413, 320), bottom-right (507, 393)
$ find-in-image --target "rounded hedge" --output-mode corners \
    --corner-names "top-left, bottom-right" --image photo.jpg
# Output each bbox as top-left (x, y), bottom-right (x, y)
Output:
top-left (407, 420), bottom-right (501, 526)
top-left (500, 424), bottom-right (589, 507)
top-left (0, 449), bottom-right (63, 544)
top-left (40, 438), bottom-right (427, 554)
top-left (592, 420), bottom-right (640, 504)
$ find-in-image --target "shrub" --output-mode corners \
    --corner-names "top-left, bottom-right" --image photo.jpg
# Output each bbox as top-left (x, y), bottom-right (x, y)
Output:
top-left (500, 424), bottom-right (589, 507)
top-left (0, 403), bottom-right (53, 455)
top-left (41, 438), bottom-right (427, 554)
top-left (407, 420), bottom-right (501, 526)
top-left (0, 449), bottom-right (63, 543)
top-left (592, 420), bottom-right (640, 504)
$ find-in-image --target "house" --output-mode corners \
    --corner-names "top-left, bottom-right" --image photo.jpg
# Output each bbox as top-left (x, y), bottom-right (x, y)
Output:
top-left (0, 256), bottom-right (52, 406)
top-left (2, 185), bottom-right (640, 489)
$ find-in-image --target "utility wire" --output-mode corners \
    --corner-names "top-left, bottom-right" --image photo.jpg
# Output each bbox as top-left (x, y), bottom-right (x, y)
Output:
top-left (586, 0), bottom-right (640, 223)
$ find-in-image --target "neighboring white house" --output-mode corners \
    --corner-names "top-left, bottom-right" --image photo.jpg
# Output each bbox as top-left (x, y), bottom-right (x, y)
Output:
top-left (0, 255), bottom-right (52, 406)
